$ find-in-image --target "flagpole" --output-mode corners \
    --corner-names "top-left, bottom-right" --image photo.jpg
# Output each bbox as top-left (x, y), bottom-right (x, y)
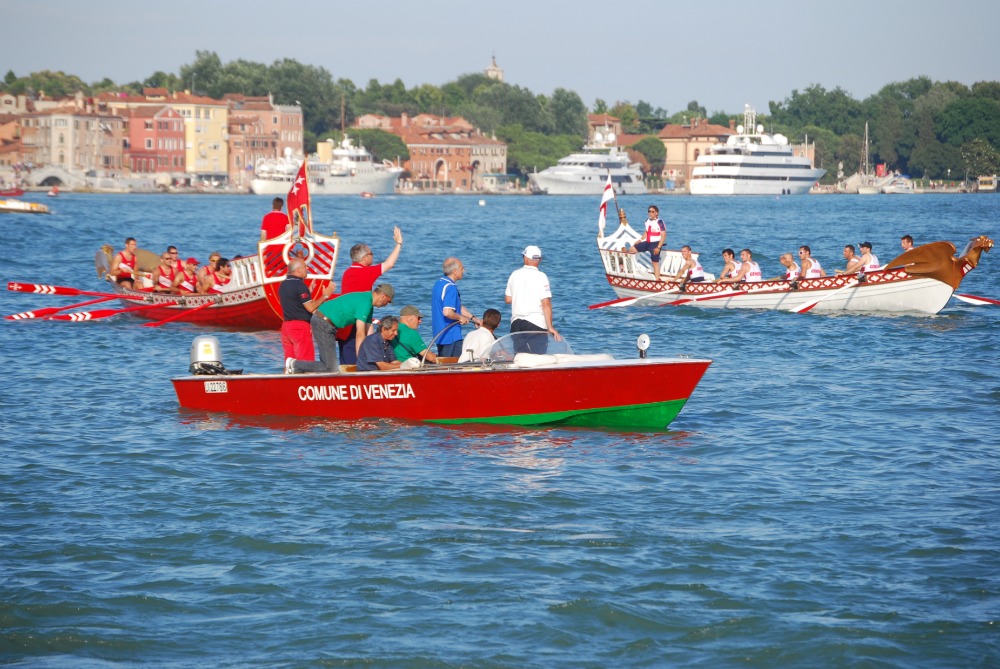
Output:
top-left (608, 170), bottom-right (628, 227)
top-left (303, 159), bottom-right (313, 237)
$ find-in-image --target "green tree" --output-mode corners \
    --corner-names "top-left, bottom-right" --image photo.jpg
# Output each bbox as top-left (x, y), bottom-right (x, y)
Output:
top-left (497, 123), bottom-right (580, 176)
top-left (592, 99), bottom-right (608, 114)
top-left (685, 100), bottom-right (707, 118)
top-left (937, 97), bottom-right (1000, 148)
top-left (961, 137), bottom-right (1000, 177)
top-left (178, 50), bottom-right (223, 95)
top-left (547, 88), bottom-right (587, 136)
top-left (609, 101), bottom-right (639, 132)
top-left (630, 136), bottom-right (665, 175)
top-left (769, 84), bottom-right (863, 136)
top-left (3, 70), bottom-right (16, 88)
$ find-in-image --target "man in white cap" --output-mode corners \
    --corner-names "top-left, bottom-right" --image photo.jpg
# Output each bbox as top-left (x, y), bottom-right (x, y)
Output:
top-left (505, 245), bottom-right (561, 354)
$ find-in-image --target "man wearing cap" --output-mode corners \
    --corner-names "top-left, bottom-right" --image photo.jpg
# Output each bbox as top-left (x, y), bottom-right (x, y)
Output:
top-left (279, 258), bottom-right (337, 369)
top-left (505, 245), bottom-right (561, 354)
top-left (393, 305), bottom-right (438, 369)
top-left (431, 257), bottom-right (480, 358)
top-left (289, 283), bottom-right (394, 373)
top-left (857, 241), bottom-right (880, 272)
top-left (172, 257), bottom-right (200, 294)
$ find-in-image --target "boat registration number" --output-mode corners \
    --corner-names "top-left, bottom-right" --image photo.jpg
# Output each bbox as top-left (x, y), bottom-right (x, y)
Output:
top-left (203, 381), bottom-right (228, 393)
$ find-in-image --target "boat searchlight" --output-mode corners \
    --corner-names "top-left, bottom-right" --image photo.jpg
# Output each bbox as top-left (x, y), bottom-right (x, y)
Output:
top-left (637, 334), bottom-right (650, 359)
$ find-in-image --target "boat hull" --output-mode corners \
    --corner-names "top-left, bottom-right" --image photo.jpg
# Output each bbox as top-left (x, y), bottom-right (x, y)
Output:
top-left (173, 358), bottom-right (711, 430)
top-left (111, 284), bottom-right (283, 328)
top-left (529, 172), bottom-right (647, 196)
top-left (688, 168), bottom-right (825, 195)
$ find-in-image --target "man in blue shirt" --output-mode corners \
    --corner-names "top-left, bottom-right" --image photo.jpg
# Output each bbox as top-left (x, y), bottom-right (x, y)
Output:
top-left (357, 315), bottom-right (401, 371)
top-left (430, 257), bottom-right (480, 358)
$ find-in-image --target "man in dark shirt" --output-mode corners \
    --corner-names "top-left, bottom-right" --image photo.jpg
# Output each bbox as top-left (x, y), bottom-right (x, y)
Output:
top-left (357, 315), bottom-right (401, 371)
top-left (280, 258), bottom-right (336, 373)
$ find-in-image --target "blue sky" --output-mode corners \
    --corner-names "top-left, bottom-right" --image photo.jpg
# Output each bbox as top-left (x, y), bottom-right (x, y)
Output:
top-left (6, 0), bottom-right (999, 115)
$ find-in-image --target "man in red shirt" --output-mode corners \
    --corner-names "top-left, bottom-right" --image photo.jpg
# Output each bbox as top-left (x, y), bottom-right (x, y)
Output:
top-left (260, 197), bottom-right (289, 241)
top-left (340, 226), bottom-right (404, 294)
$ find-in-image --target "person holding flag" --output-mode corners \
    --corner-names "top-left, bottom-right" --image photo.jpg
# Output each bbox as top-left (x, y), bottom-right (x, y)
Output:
top-left (625, 203), bottom-right (667, 282)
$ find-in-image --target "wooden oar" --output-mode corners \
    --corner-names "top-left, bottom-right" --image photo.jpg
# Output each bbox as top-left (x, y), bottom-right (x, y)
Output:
top-left (49, 301), bottom-right (177, 321)
top-left (142, 299), bottom-right (216, 327)
top-left (6, 281), bottom-right (146, 300)
top-left (789, 279), bottom-right (858, 314)
top-left (954, 293), bottom-right (1000, 306)
top-left (666, 289), bottom-right (748, 306)
top-left (5, 295), bottom-right (117, 320)
top-left (588, 287), bottom-right (680, 309)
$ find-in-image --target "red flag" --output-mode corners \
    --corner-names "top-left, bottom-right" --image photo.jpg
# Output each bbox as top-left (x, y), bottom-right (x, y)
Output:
top-left (597, 173), bottom-right (614, 235)
top-left (286, 162), bottom-right (311, 236)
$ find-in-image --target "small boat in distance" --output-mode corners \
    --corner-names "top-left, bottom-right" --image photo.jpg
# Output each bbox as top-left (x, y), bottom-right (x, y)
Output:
top-left (689, 105), bottom-right (825, 195)
top-left (0, 186), bottom-right (25, 197)
top-left (0, 198), bottom-right (50, 214)
top-left (857, 122), bottom-right (880, 195)
top-left (250, 135), bottom-right (402, 196)
top-left (528, 126), bottom-right (646, 195)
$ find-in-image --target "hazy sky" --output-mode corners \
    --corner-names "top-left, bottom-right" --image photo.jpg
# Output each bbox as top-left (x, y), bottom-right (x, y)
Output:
top-left (6, 0), bottom-right (999, 115)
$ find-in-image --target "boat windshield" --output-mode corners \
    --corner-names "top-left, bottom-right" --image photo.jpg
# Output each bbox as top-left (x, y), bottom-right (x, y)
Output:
top-left (485, 332), bottom-right (575, 361)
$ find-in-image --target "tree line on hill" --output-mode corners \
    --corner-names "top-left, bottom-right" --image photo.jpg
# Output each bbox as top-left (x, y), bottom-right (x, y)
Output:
top-left (4, 51), bottom-right (1000, 181)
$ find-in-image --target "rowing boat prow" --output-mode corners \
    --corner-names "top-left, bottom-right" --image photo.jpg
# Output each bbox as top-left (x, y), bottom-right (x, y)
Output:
top-left (882, 235), bottom-right (993, 289)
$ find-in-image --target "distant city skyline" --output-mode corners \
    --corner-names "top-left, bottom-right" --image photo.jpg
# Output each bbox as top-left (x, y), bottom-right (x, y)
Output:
top-left (7, 0), bottom-right (1000, 116)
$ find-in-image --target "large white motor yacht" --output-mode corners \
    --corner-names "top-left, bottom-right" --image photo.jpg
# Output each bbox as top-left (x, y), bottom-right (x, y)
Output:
top-left (689, 105), bottom-right (825, 195)
top-left (250, 135), bottom-right (403, 196)
top-left (528, 129), bottom-right (646, 195)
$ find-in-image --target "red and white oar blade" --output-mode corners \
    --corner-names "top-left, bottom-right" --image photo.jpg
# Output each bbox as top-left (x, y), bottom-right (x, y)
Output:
top-left (6, 281), bottom-right (84, 296)
top-left (791, 280), bottom-right (858, 314)
top-left (667, 289), bottom-right (747, 306)
top-left (49, 301), bottom-right (175, 321)
top-left (954, 293), bottom-right (1000, 306)
top-left (5, 296), bottom-right (117, 320)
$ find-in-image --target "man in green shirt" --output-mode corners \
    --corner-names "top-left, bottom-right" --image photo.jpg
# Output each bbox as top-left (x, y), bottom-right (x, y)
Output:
top-left (392, 305), bottom-right (438, 369)
top-left (289, 283), bottom-right (394, 373)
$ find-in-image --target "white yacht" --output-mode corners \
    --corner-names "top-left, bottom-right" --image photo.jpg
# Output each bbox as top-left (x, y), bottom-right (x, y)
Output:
top-left (250, 135), bottom-right (403, 196)
top-left (528, 129), bottom-right (646, 195)
top-left (689, 105), bottom-right (825, 195)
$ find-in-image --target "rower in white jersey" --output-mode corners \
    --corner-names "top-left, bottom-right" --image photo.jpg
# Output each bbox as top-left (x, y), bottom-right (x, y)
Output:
top-left (798, 245), bottom-right (826, 278)
top-left (674, 245), bottom-right (706, 282)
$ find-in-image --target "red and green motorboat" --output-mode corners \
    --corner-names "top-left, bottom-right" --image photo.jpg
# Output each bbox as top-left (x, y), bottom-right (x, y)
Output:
top-left (172, 334), bottom-right (711, 430)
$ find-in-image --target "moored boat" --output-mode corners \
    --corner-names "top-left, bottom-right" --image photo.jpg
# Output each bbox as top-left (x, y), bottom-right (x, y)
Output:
top-left (0, 198), bottom-right (50, 214)
top-left (689, 105), bottom-right (825, 195)
top-left (528, 127), bottom-right (646, 196)
top-left (596, 203), bottom-right (993, 315)
top-left (173, 333), bottom-right (711, 430)
top-left (0, 187), bottom-right (25, 197)
top-left (250, 135), bottom-right (402, 196)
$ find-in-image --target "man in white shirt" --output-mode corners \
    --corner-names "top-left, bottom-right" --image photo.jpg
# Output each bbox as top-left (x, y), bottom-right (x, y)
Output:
top-left (458, 309), bottom-right (502, 362)
top-left (505, 245), bottom-right (561, 354)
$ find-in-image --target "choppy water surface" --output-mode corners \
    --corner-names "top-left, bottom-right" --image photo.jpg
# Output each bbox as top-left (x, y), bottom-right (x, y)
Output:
top-left (1, 192), bottom-right (998, 667)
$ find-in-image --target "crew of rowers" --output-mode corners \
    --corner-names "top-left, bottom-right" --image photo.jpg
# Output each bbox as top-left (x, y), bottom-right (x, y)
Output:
top-left (109, 237), bottom-right (234, 295)
top-left (667, 236), bottom-right (913, 285)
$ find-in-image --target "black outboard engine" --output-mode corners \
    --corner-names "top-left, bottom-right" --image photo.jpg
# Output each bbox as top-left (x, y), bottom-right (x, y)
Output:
top-left (189, 335), bottom-right (241, 375)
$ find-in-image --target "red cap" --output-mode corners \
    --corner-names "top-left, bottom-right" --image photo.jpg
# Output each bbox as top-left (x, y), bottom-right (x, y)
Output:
top-left (186, 257), bottom-right (199, 265)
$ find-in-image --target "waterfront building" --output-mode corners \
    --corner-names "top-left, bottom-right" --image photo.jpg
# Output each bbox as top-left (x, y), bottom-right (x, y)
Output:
top-left (19, 97), bottom-right (125, 175)
top-left (355, 112), bottom-right (507, 191)
top-left (122, 106), bottom-right (185, 175)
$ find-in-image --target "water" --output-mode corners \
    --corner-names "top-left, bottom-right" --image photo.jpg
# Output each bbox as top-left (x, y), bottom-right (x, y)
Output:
top-left (1, 193), bottom-right (999, 667)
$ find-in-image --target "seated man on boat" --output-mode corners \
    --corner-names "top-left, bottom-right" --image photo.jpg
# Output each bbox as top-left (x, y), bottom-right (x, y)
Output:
top-left (289, 283), bottom-right (394, 374)
top-left (173, 258), bottom-right (200, 294)
top-left (625, 205), bottom-right (667, 282)
top-left (458, 308), bottom-right (502, 363)
top-left (673, 246), bottom-right (706, 283)
top-left (200, 257), bottom-right (232, 294)
top-left (901, 235), bottom-right (916, 252)
top-left (836, 244), bottom-right (862, 274)
top-left (392, 305), bottom-right (438, 369)
top-left (798, 246), bottom-right (825, 278)
top-left (151, 250), bottom-right (179, 293)
top-left (357, 315), bottom-right (402, 372)
top-left (777, 253), bottom-right (800, 281)
top-left (718, 249), bottom-right (762, 283)
top-left (109, 237), bottom-right (139, 289)
top-left (197, 253), bottom-right (222, 289)
top-left (715, 248), bottom-right (741, 283)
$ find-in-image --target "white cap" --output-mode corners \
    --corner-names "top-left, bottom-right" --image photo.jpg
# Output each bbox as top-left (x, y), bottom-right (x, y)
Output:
top-left (522, 245), bottom-right (542, 260)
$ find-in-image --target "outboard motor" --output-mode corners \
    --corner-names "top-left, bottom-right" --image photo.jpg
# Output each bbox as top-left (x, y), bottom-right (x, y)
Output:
top-left (189, 335), bottom-right (241, 375)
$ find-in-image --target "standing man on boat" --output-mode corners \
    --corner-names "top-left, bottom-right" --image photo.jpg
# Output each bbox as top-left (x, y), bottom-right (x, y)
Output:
top-left (260, 197), bottom-right (289, 241)
top-left (505, 245), bottom-right (560, 354)
top-left (279, 258), bottom-right (337, 371)
top-left (341, 227), bottom-right (404, 294)
top-left (289, 283), bottom-right (394, 374)
top-left (625, 205), bottom-right (667, 282)
top-left (431, 257), bottom-right (480, 358)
